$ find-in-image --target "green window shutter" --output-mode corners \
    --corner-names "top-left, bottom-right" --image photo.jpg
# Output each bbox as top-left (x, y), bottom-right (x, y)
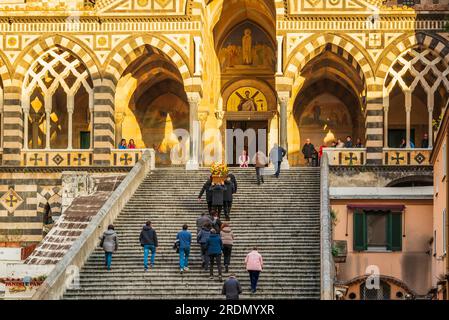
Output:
top-left (353, 210), bottom-right (366, 251)
top-left (388, 212), bottom-right (402, 251)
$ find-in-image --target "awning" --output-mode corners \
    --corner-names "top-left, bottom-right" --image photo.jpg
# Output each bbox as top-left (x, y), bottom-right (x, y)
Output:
top-left (347, 204), bottom-right (405, 211)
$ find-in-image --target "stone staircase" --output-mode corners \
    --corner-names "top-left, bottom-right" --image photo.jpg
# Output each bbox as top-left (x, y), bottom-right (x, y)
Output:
top-left (63, 167), bottom-right (321, 299)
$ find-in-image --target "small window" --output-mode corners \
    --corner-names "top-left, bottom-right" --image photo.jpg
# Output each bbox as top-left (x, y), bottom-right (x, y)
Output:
top-left (367, 213), bottom-right (388, 250)
top-left (354, 210), bottom-right (402, 252)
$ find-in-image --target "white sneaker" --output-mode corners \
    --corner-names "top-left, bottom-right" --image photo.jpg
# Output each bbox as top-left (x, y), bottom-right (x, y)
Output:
top-left (184, 267), bottom-right (190, 271)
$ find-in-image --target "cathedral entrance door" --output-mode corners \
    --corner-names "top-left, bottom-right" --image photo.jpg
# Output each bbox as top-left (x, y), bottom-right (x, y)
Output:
top-left (226, 120), bottom-right (268, 167)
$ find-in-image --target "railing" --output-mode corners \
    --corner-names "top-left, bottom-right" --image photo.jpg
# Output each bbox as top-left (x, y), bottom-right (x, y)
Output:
top-left (19, 149), bottom-right (148, 167)
top-left (383, 148), bottom-right (431, 166)
top-left (21, 149), bottom-right (94, 167)
top-left (320, 152), bottom-right (334, 300)
top-left (110, 149), bottom-right (144, 167)
top-left (323, 148), bottom-right (366, 166)
top-left (31, 149), bottom-right (154, 300)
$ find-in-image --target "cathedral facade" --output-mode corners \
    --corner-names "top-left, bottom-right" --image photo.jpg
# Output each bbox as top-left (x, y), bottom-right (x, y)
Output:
top-left (0, 0), bottom-right (448, 299)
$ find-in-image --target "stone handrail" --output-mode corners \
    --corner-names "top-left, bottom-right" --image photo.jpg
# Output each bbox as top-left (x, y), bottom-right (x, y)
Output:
top-left (31, 149), bottom-right (155, 300)
top-left (320, 152), bottom-right (334, 300)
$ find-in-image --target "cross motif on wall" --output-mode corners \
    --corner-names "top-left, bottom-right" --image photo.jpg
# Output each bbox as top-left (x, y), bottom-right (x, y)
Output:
top-left (73, 154), bottom-right (86, 166)
top-left (391, 152), bottom-right (405, 165)
top-left (6, 195), bottom-right (17, 208)
top-left (30, 153), bottom-right (43, 166)
top-left (120, 153), bottom-right (132, 166)
top-left (344, 152), bottom-right (358, 165)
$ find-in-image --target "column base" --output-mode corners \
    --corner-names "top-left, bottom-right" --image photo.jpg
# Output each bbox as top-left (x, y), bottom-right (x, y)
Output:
top-left (185, 160), bottom-right (199, 170)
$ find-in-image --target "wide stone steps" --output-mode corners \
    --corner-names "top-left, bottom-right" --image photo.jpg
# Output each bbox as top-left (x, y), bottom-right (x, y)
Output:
top-left (64, 167), bottom-right (322, 300)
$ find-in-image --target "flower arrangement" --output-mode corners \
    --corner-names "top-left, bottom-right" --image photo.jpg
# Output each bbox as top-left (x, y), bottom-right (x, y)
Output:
top-left (210, 163), bottom-right (228, 177)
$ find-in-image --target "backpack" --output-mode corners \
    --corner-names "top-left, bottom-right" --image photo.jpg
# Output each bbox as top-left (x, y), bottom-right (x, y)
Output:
top-left (173, 239), bottom-right (180, 253)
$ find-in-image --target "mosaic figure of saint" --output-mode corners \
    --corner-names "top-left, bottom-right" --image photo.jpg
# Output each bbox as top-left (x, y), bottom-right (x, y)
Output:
top-left (237, 90), bottom-right (259, 111)
top-left (242, 28), bottom-right (253, 65)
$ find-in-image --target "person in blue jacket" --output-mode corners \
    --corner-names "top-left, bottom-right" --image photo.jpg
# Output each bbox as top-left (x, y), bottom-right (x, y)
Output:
top-left (206, 229), bottom-right (223, 282)
top-left (177, 224), bottom-right (192, 274)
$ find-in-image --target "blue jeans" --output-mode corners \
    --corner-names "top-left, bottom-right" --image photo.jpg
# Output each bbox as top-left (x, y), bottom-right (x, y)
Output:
top-left (143, 244), bottom-right (156, 269)
top-left (249, 271), bottom-right (260, 292)
top-left (105, 252), bottom-right (112, 270)
top-left (179, 246), bottom-right (190, 269)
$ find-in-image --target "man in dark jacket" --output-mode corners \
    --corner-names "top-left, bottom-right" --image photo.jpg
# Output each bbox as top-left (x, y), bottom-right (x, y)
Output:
top-left (227, 173), bottom-right (237, 194)
top-left (210, 183), bottom-right (225, 216)
top-left (206, 229), bottom-right (223, 281)
top-left (197, 224), bottom-right (211, 270)
top-left (344, 136), bottom-right (353, 148)
top-left (139, 221), bottom-right (158, 271)
top-left (269, 143), bottom-right (287, 178)
top-left (222, 274), bottom-right (242, 300)
top-left (198, 177), bottom-right (213, 214)
top-left (223, 177), bottom-right (235, 220)
top-left (302, 139), bottom-right (315, 166)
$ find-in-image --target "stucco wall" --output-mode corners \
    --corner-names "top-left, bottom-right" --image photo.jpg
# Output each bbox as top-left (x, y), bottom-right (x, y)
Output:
top-left (332, 199), bottom-right (433, 295)
top-left (432, 134), bottom-right (448, 288)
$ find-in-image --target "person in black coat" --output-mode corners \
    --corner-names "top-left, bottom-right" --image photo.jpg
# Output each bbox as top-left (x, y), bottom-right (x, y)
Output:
top-left (227, 173), bottom-right (238, 194)
top-left (222, 274), bottom-right (242, 300)
top-left (198, 177), bottom-right (213, 214)
top-left (210, 182), bottom-right (225, 216)
top-left (223, 177), bottom-right (235, 220)
top-left (302, 139), bottom-right (315, 166)
top-left (211, 211), bottom-right (222, 234)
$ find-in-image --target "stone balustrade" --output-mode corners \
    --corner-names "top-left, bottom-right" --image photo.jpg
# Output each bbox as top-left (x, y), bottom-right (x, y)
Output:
top-left (383, 148), bottom-right (431, 166)
top-left (323, 148), bottom-right (367, 166)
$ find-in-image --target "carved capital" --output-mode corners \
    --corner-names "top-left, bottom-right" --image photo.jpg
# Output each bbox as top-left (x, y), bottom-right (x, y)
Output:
top-left (277, 91), bottom-right (290, 106)
top-left (215, 111), bottom-right (225, 120)
top-left (198, 111), bottom-right (209, 124)
top-left (187, 92), bottom-right (201, 107)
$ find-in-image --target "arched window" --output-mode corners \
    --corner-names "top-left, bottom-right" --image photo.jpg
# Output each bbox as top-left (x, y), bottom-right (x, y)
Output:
top-left (384, 45), bottom-right (449, 148)
top-left (360, 280), bottom-right (391, 300)
top-left (22, 46), bottom-right (94, 150)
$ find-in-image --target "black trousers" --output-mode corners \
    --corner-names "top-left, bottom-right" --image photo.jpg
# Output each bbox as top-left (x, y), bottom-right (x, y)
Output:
top-left (207, 202), bottom-right (212, 214)
top-left (209, 254), bottom-right (222, 276)
top-left (201, 244), bottom-right (210, 268)
top-left (223, 244), bottom-right (233, 266)
top-left (223, 201), bottom-right (232, 216)
top-left (255, 167), bottom-right (264, 184)
top-left (212, 205), bottom-right (222, 216)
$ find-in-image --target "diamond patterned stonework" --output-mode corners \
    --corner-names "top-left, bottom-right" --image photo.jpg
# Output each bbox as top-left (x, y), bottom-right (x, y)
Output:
top-left (414, 153), bottom-right (426, 164)
top-left (52, 154), bottom-right (64, 166)
top-left (0, 188), bottom-right (24, 214)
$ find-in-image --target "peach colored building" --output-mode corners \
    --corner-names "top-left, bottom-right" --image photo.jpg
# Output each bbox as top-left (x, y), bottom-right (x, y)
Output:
top-left (330, 188), bottom-right (434, 299)
top-left (430, 106), bottom-right (449, 300)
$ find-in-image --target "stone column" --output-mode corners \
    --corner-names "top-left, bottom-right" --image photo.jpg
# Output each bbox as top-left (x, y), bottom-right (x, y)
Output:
top-left (276, 36), bottom-right (284, 75)
top-left (44, 95), bottom-right (52, 150)
top-left (428, 93), bottom-right (434, 148)
top-left (23, 110), bottom-right (29, 150)
top-left (198, 111), bottom-right (209, 166)
top-left (278, 91), bottom-right (290, 169)
top-left (115, 112), bottom-right (125, 148)
top-left (67, 95), bottom-right (74, 150)
top-left (405, 90), bottom-right (412, 148)
top-left (186, 92), bottom-right (201, 170)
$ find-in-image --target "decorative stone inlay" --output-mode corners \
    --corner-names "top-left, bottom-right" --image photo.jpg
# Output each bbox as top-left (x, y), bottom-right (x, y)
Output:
top-left (414, 152), bottom-right (425, 165)
top-left (0, 188), bottom-right (24, 214)
top-left (52, 154), bottom-right (64, 166)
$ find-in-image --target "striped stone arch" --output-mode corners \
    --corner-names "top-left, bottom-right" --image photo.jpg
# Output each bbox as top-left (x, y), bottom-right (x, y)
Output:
top-left (275, 0), bottom-right (287, 16)
top-left (284, 33), bottom-right (375, 91)
top-left (103, 34), bottom-right (192, 89)
top-left (0, 35), bottom-right (102, 166)
top-left (13, 34), bottom-right (102, 86)
top-left (376, 32), bottom-right (449, 81)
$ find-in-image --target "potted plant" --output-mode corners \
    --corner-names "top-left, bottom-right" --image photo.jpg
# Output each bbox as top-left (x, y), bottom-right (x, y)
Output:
top-left (332, 240), bottom-right (348, 263)
top-left (210, 163), bottom-right (229, 184)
